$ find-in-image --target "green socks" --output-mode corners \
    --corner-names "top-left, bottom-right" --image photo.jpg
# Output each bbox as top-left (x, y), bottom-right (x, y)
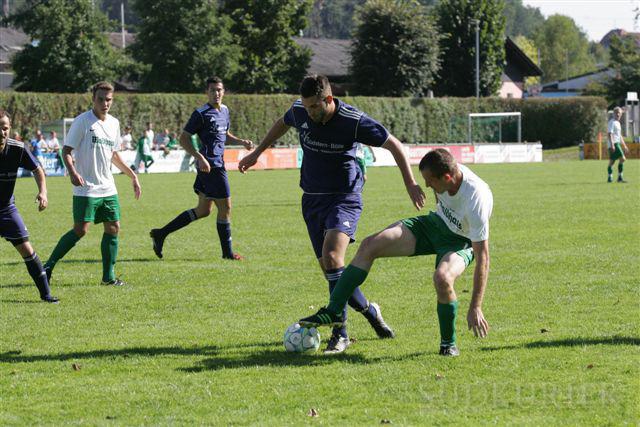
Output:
top-left (328, 265), bottom-right (369, 314)
top-left (618, 163), bottom-right (624, 179)
top-left (45, 229), bottom-right (81, 270)
top-left (437, 301), bottom-right (459, 346)
top-left (101, 233), bottom-right (119, 282)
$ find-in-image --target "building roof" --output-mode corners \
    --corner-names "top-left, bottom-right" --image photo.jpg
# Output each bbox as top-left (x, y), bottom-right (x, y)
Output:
top-left (106, 32), bottom-right (137, 49)
top-left (505, 37), bottom-right (542, 77)
top-left (600, 29), bottom-right (640, 49)
top-left (292, 37), bottom-right (351, 77)
top-left (0, 27), bottom-right (28, 64)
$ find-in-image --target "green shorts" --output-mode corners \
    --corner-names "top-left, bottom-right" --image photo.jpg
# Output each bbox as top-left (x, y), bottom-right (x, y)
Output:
top-left (401, 212), bottom-right (474, 268)
top-left (73, 195), bottom-right (121, 224)
top-left (356, 157), bottom-right (366, 175)
top-left (610, 143), bottom-right (624, 161)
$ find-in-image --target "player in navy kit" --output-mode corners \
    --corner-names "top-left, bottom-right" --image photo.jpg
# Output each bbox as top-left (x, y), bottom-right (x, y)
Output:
top-left (239, 75), bottom-right (425, 353)
top-left (150, 77), bottom-right (253, 260)
top-left (0, 110), bottom-right (58, 303)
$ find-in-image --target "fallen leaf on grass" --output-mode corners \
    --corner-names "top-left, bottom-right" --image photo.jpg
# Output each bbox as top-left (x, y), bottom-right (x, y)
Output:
top-left (381, 419), bottom-right (392, 424)
top-left (308, 306), bottom-right (314, 310)
top-left (462, 289), bottom-right (469, 293)
top-left (72, 363), bottom-right (81, 371)
top-left (540, 328), bottom-right (550, 333)
top-left (586, 364), bottom-right (594, 369)
top-left (105, 416), bottom-right (116, 420)
top-left (435, 373), bottom-right (444, 380)
top-left (307, 408), bottom-right (319, 417)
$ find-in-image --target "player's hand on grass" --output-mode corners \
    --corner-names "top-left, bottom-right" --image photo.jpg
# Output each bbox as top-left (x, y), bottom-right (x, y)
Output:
top-left (467, 306), bottom-right (489, 338)
top-left (407, 183), bottom-right (426, 210)
top-left (70, 172), bottom-right (85, 187)
top-left (197, 155), bottom-right (211, 173)
top-left (238, 152), bottom-right (258, 174)
top-left (36, 192), bottom-right (47, 211)
top-left (132, 177), bottom-right (141, 200)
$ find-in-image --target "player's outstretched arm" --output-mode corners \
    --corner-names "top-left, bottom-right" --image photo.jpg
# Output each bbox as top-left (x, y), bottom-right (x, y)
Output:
top-left (112, 151), bottom-right (141, 200)
top-left (62, 146), bottom-right (84, 187)
top-left (381, 135), bottom-right (425, 210)
top-left (238, 117), bottom-right (290, 174)
top-left (468, 239), bottom-right (490, 338)
top-left (32, 166), bottom-right (48, 211)
top-left (227, 131), bottom-right (254, 150)
top-left (179, 131), bottom-right (210, 173)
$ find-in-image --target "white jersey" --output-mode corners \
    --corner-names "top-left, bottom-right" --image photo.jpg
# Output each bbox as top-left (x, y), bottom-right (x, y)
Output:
top-left (65, 110), bottom-right (121, 198)
top-left (434, 164), bottom-right (493, 242)
top-left (607, 119), bottom-right (622, 148)
top-left (121, 132), bottom-right (133, 150)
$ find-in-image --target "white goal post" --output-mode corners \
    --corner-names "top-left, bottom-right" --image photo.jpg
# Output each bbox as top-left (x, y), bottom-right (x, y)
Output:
top-left (468, 112), bottom-right (521, 144)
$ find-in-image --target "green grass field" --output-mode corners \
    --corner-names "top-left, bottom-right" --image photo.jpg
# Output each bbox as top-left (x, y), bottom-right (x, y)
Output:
top-left (1, 160), bottom-right (639, 425)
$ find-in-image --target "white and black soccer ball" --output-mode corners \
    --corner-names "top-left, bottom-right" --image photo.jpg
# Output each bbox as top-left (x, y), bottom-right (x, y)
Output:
top-left (283, 323), bottom-right (321, 353)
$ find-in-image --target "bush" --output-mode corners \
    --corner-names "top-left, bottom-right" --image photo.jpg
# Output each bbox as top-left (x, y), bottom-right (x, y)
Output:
top-left (0, 92), bottom-right (606, 149)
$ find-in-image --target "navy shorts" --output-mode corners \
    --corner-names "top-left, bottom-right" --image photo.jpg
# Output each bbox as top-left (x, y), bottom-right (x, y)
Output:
top-left (0, 204), bottom-right (29, 243)
top-left (193, 167), bottom-right (230, 199)
top-left (302, 193), bottom-right (363, 258)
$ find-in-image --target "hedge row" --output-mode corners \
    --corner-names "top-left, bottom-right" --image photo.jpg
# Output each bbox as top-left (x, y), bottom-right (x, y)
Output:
top-left (0, 92), bottom-right (607, 149)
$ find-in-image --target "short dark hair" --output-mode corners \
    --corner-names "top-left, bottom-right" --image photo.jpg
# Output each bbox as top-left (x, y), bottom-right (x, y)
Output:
top-left (91, 81), bottom-right (114, 98)
top-left (206, 76), bottom-right (224, 88)
top-left (0, 109), bottom-right (10, 121)
top-left (299, 74), bottom-right (331, 98)
top-left (419, 148), bottom-right (457, 178)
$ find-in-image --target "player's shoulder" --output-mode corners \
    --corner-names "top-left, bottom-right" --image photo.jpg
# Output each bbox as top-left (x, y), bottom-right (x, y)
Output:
top-left (6, 138), bottom-right (26, 151)
top-left (195, 103), bottom-right (210, 114)
top-left (336, 100), bottom-right (364, 122)
top-left (292, 99), bottom-right (305, 110)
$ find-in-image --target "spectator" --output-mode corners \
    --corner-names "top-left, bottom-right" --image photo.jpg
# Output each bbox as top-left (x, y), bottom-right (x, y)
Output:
top-left (121, 125), bottom-right (133, 151)
top-left (47, 131), bottom-right (63, 173)
top-left (144, 122), bottom-right (154, 151)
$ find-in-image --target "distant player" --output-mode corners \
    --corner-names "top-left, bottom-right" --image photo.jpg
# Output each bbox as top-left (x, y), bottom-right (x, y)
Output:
top-left (300, 149), bottom-right (493, 356)
top-left (150, 76), bottom-right (253, 260)
top-left (44, 82), bottom-right (141, 286)
top-left (356, 142), bottom-right (376, 182)
top-left (239, 74), bottom-right (425, 353)
top-left (132, 133), bottom-right (154, 173)
top-left (0, 110), bottom-right (58, 302)
top-left (607, 107), bottom-right (629, 183)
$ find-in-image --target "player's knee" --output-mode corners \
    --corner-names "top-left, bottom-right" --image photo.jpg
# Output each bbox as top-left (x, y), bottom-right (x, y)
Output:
top-left (195, 207), bottom-right (211, 218)
top-left (433, 269), bottom-right (454, 292)
top-left (358, 235), bottom-right (381, 260)
top-left (74, 227), bottom-right (88, 238)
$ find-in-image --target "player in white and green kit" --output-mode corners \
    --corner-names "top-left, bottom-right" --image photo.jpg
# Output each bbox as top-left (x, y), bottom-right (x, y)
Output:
top-left (300, 148), bottom-right (493, 356)
top-left (44, 82), bottom-right (141, 286)
top-left (607, 107), bottom-right (629, 183)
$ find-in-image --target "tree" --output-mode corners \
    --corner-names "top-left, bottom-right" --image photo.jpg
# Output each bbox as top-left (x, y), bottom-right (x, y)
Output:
top-left (434, 0), bottom-right (506, 97)
top-left (306, 0), bottom-right (365, 39)
top-left (350, 0), bottom-right (440, 97)
top-left (9, 0), bottom-right (126, 92)
top-left (222, 0), bottom-right (312, 93)
top-left (130, 0), bottom-right (239, 92)
top-left (503, 0), bottom-right (544, 38)
top-left (603, 35), bottom-right (640, 105)
top-left (533, 14), bottom-right (595, 83)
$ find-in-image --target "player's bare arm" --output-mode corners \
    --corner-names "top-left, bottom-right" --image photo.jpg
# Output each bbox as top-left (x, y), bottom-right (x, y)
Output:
top-left (226, 131), bottom-right (254, 150)
top-left (468, 239), bottom-right (490, 338)
top-left (32, 166), bottom-right (48, 211)
top-left (111, 151), bottom-right (141, 200)
top-left (62, 146), bottom-right (84, 187)
top-left (381, 135), bottom-right (425, 210)
top-left (179, 131), bottom-right (210, 173)
top-left (238, 117), bottom-right (290, 173)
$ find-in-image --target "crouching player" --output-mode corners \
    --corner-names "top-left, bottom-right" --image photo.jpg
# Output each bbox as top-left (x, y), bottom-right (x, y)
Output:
top-left (300, 149), bottom-right (493, 356)
top-left (0, 110), bottom-right (58, 303)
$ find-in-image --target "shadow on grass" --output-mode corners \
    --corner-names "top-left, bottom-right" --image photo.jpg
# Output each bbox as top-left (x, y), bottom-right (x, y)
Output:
top-left (0, 299), bottom-right (42, 304)
top-left (0, 341), bottom-right (281, 364)
top-left (481, 336), bottom-right (640, 352)
top-left (0, 257), bottom-right (160, 267)
top-left (182, 349), bottom-right (431, 372)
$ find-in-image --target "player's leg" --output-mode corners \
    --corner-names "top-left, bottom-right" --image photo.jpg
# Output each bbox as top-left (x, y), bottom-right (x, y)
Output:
top-left (144, 154), bottom-right (154, 171)
top-left (96, 195), bottom-right (123, 285)
top-left (150, 182), bottom-right (212, 258)
top-left (618, 154), bottom-right (626, 183)
top-left (433, 250), bottom-right (469, 357)
top-left (14, 239), bottom-right (58, 302)
top-left (213, 197), bottom-right (241, 260)
top-left (301, 222), bottom-right (416, 327)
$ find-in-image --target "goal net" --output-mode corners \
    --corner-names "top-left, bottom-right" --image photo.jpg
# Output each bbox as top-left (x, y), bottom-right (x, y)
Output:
top-left (467, 112), bottom-right (522, 143)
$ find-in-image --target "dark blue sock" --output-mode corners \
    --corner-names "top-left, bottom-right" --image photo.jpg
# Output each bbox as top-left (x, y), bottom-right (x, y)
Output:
top-left (326, 268), bottom-right (348, 338)
top-left (23, 252), bottom-right (51, 299)
top-left (161, 209), bottom-right (197, 236)
top-left (217, 220), bottom-right (233, 258)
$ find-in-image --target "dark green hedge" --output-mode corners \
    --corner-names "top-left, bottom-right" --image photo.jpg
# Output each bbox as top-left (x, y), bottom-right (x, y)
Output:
top-left (0, 92), bottom-right (607, 149)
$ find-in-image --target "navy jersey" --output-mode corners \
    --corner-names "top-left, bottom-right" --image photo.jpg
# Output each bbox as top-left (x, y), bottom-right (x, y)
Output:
top-left (0, 139), bottom-right (39, 208)
top-left (284, 98), bottom-right (389, 194)
top-left (184, 103), bottom-right (230, 168)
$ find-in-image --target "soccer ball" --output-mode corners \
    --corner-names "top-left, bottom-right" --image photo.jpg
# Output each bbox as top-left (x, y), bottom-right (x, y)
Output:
top-left (283, 323), bottom-right (321, 353)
